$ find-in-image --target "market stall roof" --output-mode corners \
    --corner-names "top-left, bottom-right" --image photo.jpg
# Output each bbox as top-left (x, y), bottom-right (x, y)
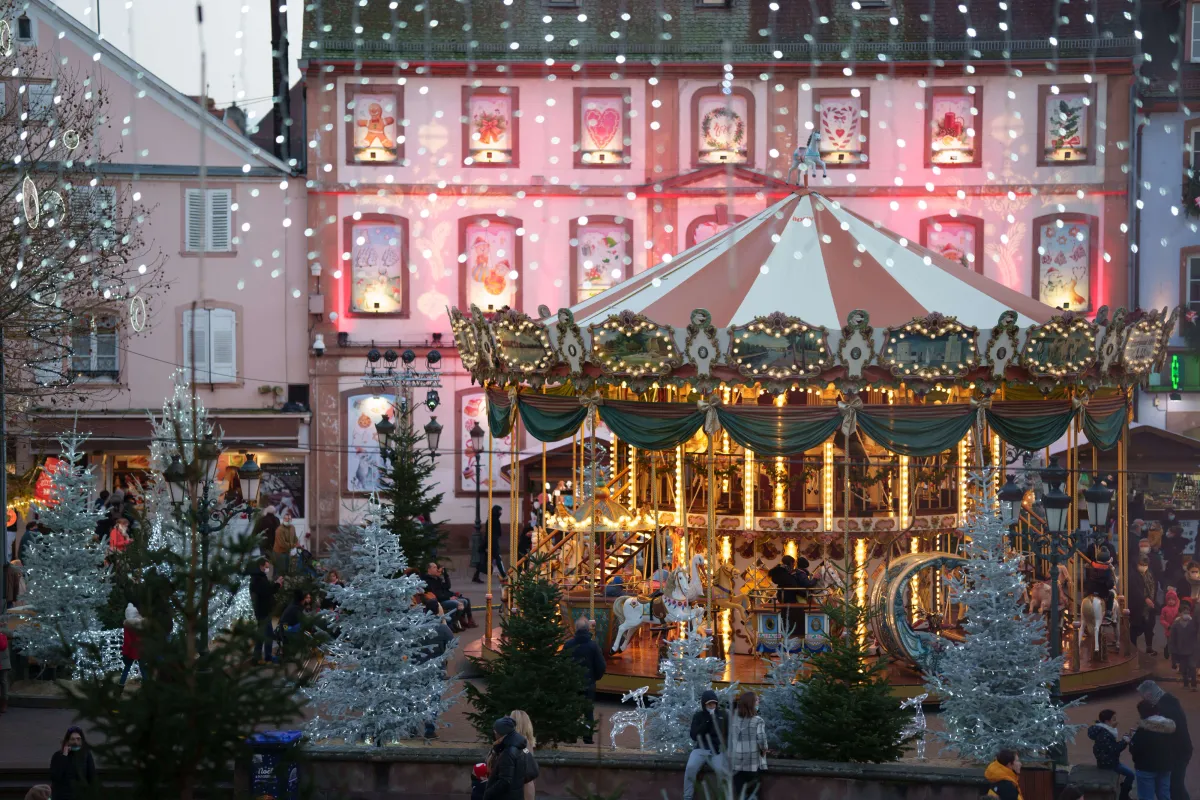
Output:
top-left (1052, 423), bottom-right (1200, 474)
top-left (562, 190), bottom-right (1058, 331)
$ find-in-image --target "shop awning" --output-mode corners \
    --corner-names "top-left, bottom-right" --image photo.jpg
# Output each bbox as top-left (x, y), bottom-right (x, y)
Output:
top-left (1052, 423), bottom-right (1200, 475)
top-left (29, 413), bottom-right (311, 451)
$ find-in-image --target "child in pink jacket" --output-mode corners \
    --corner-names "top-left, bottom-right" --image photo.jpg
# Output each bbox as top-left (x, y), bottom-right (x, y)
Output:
top-left (1160, 588), bottom-right (1181, 665)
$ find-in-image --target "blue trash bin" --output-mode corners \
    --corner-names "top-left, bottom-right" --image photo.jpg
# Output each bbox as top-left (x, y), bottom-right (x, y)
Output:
top-left (247, 730), bottom-right (302, 800)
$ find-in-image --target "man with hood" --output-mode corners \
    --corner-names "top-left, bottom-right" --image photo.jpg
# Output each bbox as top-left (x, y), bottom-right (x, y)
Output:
top-left (683, 689), bottom-right (729, 800)
top-left (1129, 698), bottom-right (1177, 800)
top-left (563, 616), bottom-right (606, 745)
top-left (1138, 680), bottom-right (1191, 800)
top-left (482, 716), bottom-right (527, 800)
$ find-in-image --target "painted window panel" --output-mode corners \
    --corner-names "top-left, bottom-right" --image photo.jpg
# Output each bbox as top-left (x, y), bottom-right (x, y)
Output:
top-left (696, 93), bottom-right (749, 164)
top-left (464, 222), bottom-right (518, 310)
top-left (1042, 91), bottom-right (1090, 163)
top-left (817, 93), bottom-right (866, 165)
top-left (1188, 256), bottom-right (1200, 310)
top-left (575, 223), bottom-right (628, 302)
top-left (1034, 218), bottom-right (1093, 313)
top-left (346, 393), bottom-right (394, 494)
top-left (466, 91), bottom-right (515, 165)
top-left (349, 91), bottom-right (400, 163)
top-left (579, 94), bottom-right (625, 166)
top-left (350, 221), bottom-right (405, 313)
top-left (928, 90), bottom-right (978, 165)
top-left (458, 390), bottom-right (513, 495)
top-left (926, 220), bottom-right (978, 271)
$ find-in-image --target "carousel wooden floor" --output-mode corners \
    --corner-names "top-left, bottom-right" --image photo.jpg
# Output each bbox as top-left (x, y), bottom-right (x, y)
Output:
top-left (467, 628), bottom-right (1150, 701)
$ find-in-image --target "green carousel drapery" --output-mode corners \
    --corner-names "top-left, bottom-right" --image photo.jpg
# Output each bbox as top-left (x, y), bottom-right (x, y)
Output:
top-left (485, 388), bottom-right (1129, 456)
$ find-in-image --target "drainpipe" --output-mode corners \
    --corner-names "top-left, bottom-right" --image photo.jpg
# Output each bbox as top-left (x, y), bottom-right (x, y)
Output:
top-left (1127, 75), bottom-right (1144, 424)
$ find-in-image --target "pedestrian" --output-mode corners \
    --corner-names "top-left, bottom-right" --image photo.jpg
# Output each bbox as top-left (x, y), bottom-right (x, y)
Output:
top-left (252, 505), bottom-right (281, 554)
top-left (249, 557), bottom-right (283, 663)
top-left (1129, 555), bottom-right (1159, 655)
top-left (1168, 603), bottom-right (1198, 690)
top-left (517, 524), bottom-right (534, 561)
top-left (509, 710), bottom-right (539, 800)
top-left (488, 505), bottom-right (508, 580)
top-left (1137, 679), bottom-right (1192, 800)
top-left (563, 616), bottom-right (606, 745)
top-left (17, 522), bottom-right (38, 561)
top-left (984, 748), bottom-right (1023, 800)
top-left (278, 590), bottom-right (308, 638)
top-left (729, 691), bottom-right (768, 800)
top-left (49, 726), bottom-right (97, 800)
top-left (272, 512), bottom-right (299, 576)
top-left (1084, 547), bottom-right (1117, 620)
top-left (683, 690), bottom-right (729, 800)
top-left (1163, 525), bottom-right (1188, 592)
top-left (94, 490), bottom-right (109, 512)
top-left (107, 517), bottom-right (132, 554)
top-left (470, 519), bottom-right (487, 584)
top-left (0, 616), bottom-right (11, 714)
top-left (1128, 698), bottom-right (1175, 800)
top-left (120, 603), bottom-right (143, 688)
top-left (1161, 588), bottom-right (1181, 664)
top-left (1087, 709), bottom-right (1133, 800)
top-left (483, 716), bottom-right (527, 800)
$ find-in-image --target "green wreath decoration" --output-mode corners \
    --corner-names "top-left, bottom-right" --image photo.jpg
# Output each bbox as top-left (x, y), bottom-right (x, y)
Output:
top-left (701, 107), bottom-right (746, 151)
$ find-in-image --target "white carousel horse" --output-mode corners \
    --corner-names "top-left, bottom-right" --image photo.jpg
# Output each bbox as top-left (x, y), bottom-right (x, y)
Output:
top-left (712, 561), bottom-right (751, 647)
top-left (810, 560), bottom-right (845, 595)
top-left (609, 685), bottom-right (652, 750)
top-left (1026, 564), bottom-right (1070, 615)
top-left (1079, 589), bottom-right (1121, 657)
top-left (611, 568), bottom-right (706, 654)
top-left (788, 131), bottom-right (827, 183)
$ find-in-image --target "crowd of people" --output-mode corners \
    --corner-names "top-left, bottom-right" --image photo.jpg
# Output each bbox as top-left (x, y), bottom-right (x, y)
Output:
top-left (1086, 680), bottom-right (1193, 800)
top-left (1126, 519), bottom-right (1200, 693)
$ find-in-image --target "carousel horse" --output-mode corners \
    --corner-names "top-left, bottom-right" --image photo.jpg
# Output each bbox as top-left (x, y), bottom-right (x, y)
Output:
top-left (611, 568), bottom-right (706, 654)
top-left (788, 131), bottom-right (827, 184)
top-left (1079, 589), bottom-right (1121, 658)
top-left (673, 553), bottom-right (708, 603)
top-left (810, 560), bottom-right (846, 596)
top-left (609, 685), bottom-right (651, 751)
top-left (711, 562), bottom-right (752, 647)
top-left (1026, 564), bottom-right (1070, 615)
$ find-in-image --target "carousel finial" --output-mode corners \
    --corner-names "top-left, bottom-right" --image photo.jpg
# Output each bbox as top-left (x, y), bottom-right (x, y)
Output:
top-left (788, 130), bottom-right (827, 187)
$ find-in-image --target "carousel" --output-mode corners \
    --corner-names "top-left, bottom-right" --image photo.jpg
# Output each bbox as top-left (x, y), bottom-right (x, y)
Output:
top-left (453, 189), bottom-right (1174, 697)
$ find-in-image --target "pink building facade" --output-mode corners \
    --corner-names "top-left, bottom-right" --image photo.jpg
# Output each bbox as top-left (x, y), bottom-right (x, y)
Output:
top-left (24, 1), bottom-right (311, 537)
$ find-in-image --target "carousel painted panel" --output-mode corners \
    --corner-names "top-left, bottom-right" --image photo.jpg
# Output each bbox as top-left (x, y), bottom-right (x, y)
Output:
top-left (1021, 314), bottom-right (1098, 379)
top-left (589, 313), bottom-right (681, 378)
top-left (492, 310), bottom-right (555, 374)
top-left (880, 315), bottom-right (978, 382)
top-left (728, 314), bottom-right (830, 380)
top-left (1120, 313), bottom-right (1165, 379)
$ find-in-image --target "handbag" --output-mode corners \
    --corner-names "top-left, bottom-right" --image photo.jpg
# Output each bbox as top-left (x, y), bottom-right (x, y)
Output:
top-left (522, 748), bottom-right (539, 784)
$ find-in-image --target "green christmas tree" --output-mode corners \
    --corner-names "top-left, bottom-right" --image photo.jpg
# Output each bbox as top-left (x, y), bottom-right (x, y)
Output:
top-left (379, 418), bottom-right (445, 574)
top-left (779, 602), bottom-right (910, 763)
top-left (466, 557), bottom-right (592, 745)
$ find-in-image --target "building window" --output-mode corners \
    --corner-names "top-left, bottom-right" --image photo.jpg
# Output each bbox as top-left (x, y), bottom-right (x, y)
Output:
top-left (1031, 213), bottom-right (1097, 313)
top-left (0, 84), bottom-right (8, 118)
top-left (71, 316), bottom-right (119, 379)
top-left (571, 216), bottom-right (633, 303)
top-left (460, 216), bottom-right (522, 312)
top-left (184, 188), bottom-right (232, 253)
top-left (926, 86), bottom-right (981, 167)
top-left (920, 215), bottom-right (984, 274)
top-left (69, 185), bottom-right (117, 252)
top-left (343, 214), bottom-right (410, 316)
top-left (16, 15), bottom-right (31, 42)
top-left (686, 204), bottom-right (747, 247)
top-left (812, 88), bottom-right (870, 167)
top-left (1192, 4), bottom-right (1200, 63)
top-left (1181, 247), bottom-right (1200, 314)
top-left (462, 86), bottom-right (518, 167)
top-left (345, 84), bottom-right (403, 165)
top-left (182, 307), bottom-right (237, 384)
top-left (692, 87), bottom-right (754, 166)
top-left (575, 88), bottom-right (630, 168)
top-left (1037, 84), bottom-right (1096, 166)
top-left (26, 82), bottom-right (54, 121)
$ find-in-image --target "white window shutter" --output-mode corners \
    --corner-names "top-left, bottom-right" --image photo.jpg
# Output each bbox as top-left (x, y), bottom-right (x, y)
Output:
top-left (207, 189), bottom-right (232, 252)
top-left (208, 309), bottom-right (236, 383)
top-left (182, 309), bottom-right (210, 382)
top-left (185, 189), bottom-right (205, 252)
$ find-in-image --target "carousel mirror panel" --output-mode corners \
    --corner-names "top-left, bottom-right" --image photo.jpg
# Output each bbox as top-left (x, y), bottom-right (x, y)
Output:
top-left (589, 313), bottom-right (681, 377)
top-left (493, 309), bottom-right (555, 374)
top-left (1021, 314), bottom-right (1098, 378)
top-left (728, 314), bottom-right (830, 380)
top-left (880, 314), bottom-right (978, 381)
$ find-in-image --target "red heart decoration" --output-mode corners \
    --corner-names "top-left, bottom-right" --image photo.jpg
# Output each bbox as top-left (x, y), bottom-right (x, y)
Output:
top-left (834, 128), bottom-right (845, 138)
top-left (584, 106), bottom-right (621, 150)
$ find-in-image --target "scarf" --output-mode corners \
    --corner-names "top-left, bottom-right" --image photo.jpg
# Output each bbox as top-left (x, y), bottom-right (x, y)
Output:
top-left (984, 761), bottom-right (1023, 800)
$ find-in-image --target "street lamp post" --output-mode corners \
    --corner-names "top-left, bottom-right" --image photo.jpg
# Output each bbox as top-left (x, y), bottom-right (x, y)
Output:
top-left (1039, 455), bottom-right (1074, 764)
top-left (469, 420), bottom-right (485, 560)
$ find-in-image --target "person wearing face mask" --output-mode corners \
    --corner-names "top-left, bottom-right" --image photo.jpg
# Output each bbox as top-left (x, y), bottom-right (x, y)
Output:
top-left (49, 726), bottom-right (96, 800)
top-left (684, 690), bottom-right (730, 800)
top-left (1163, 524), bottom-right (1188, 592)
top-left (1129, 555), bottom-right (1160, 656)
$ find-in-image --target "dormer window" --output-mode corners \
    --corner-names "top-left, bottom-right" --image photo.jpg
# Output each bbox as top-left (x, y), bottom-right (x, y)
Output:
top-left (16, 16), bottom-right (31, 42)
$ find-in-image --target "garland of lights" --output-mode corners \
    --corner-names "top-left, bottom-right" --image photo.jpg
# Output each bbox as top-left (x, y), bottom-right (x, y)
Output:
top-left (729, 313), bottom-right (830, 379)
top-left (590, 312), bottom-right (680, 378)
top-left (1021, 315), bottom-right (1098, 378)
top-left (882, 315), bottom-right (978, 382)
top-left (493, 309), bottom-right (554, 373)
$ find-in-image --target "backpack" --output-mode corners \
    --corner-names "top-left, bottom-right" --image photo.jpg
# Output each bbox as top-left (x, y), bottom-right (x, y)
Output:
top-left (522, 748), bottom-right (539, 784)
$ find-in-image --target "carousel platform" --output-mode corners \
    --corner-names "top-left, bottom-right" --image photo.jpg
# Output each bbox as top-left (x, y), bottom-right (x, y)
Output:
top-left (466, 627), bottom-right (1149, 702)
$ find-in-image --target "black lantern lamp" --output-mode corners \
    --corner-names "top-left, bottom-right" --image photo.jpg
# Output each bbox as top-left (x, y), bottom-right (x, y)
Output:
top-left (1041, 456), bottom-right (1071, 534)
top-left (196, 432), bottom-right (222, 485)
top-left (469, 420), bottom-right (485, 454)
top-left (238, 454), bottom-right (263, 505)
top-left (998, 474), bottom-right (1025, 522)
top-left (163, 455), bottom-right (188, 507)
top-left (375, 415), bottom-right (396, 441)
top-left (1084, 474), bottom-right (1113, 531)
top-left (424, 416), bottom-right (443, 454)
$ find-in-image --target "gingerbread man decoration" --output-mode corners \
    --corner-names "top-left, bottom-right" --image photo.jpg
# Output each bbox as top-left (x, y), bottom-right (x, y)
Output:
top-left (357, 103), bottom-right (395, 149)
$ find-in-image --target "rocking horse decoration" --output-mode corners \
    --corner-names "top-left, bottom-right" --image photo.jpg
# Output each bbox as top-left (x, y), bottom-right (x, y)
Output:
top-left (610, 565), bottom-right (707, 654)
top-left (788, 131), bottom-right (828, 185)
top-left (609, 685), bottom-right (652, 751)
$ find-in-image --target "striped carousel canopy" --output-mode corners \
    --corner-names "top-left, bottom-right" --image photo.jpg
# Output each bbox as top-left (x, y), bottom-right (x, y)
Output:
top-left (561, 191), bottom-right (1055, 331)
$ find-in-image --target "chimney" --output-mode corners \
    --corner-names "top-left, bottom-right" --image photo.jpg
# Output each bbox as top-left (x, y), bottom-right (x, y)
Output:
top-left (271, 1), bottom-right (291, 165)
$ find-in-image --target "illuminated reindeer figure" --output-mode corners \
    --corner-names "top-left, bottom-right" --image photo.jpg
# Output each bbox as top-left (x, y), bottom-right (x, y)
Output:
top-left (788, 131), bottom-right (827, 184)
top-left (609, 685), bottom-right (652, 750)
top-left (899, 693), bottom-right (929, 760)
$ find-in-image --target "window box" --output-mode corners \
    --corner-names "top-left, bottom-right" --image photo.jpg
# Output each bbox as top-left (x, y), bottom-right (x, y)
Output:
top-left (920, 214), bottom-right (984, 274)
top-left (570, 216), bottom-right (634, 303)
top-left (1031, 213), bottom-right (1098, 313)
top-left (459, 216), bottom-right (523, 312)
top-left (342, 214), bottom-right (410, 317)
